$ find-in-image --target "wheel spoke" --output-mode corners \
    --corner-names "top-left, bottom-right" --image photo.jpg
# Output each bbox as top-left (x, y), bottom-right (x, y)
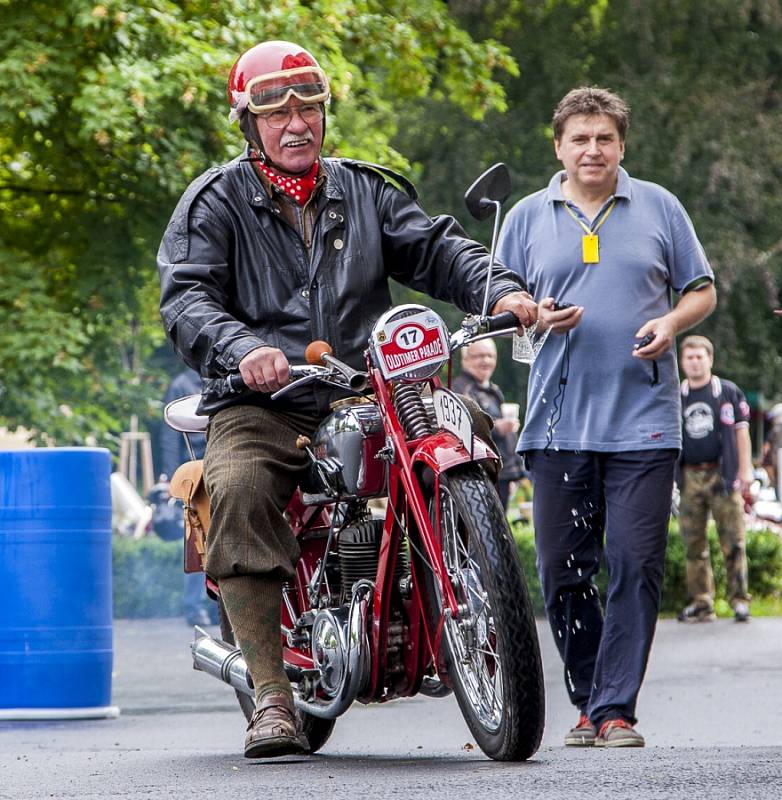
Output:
top-left (477, 661), bottom-right (500, 707)
top-left (475, 643), bottom-right (497, 659)
top-left (464, 579), bottom-right (488, 609)
top-left (433, 482), bottom-right (505, 731)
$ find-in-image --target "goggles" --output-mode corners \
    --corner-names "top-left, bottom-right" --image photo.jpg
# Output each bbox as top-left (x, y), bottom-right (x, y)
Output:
top-left (245, 66), bottom-right (330, 114)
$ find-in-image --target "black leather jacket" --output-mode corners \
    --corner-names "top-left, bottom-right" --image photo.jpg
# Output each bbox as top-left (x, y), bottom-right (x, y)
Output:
top-left (158, 152), bottom-right (526, 415)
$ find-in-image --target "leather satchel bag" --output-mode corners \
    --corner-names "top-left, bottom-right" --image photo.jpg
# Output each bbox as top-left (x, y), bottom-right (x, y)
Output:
top-left (169, 460), bottom-right (211, 573)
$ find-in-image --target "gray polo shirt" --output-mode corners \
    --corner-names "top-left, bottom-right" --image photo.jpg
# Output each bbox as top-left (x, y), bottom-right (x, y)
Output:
top-left (498, 167), bottom-right (714, 452)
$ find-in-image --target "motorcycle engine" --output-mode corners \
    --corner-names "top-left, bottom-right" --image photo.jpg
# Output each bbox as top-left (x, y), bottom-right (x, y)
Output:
top-left (338, 518), bottom-right (409, 600)
top-left (311, 607), bottom-right (349, 698)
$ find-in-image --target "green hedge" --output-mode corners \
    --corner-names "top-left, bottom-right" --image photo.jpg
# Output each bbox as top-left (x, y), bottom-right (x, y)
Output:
top-left (113, 521), bottom-right (782, 619)
top-left (112, 535), bottom-right (184, 618)
top-left (511, 519), bottom-right (782, 617)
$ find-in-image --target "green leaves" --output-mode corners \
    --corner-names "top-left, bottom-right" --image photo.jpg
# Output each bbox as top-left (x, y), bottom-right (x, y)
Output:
top-left (0, 0), bottom-right (516, 448)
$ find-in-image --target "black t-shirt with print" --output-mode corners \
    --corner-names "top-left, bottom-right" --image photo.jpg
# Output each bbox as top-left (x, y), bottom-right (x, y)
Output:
top-left (681, 383), bottom-right (721, 464)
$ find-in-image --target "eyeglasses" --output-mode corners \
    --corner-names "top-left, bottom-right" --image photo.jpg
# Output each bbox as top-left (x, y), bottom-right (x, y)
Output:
top-left (258, 103), bottom-right (324, 129)
top-left (246, 66), bottom-right (330, 114)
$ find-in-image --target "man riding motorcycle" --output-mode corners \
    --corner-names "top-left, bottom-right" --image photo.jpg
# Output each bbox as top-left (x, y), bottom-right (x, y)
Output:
top-left (158, 39), bottom-right (537, 759)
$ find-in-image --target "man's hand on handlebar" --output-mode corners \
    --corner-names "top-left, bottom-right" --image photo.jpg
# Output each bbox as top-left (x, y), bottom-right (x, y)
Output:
top-left (490, 291), bottom-right (538, 329)
top-left (239, 346), bottom-right (290, 392)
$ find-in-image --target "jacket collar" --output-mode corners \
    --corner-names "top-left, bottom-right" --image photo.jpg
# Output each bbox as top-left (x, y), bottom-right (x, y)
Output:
top-left (319, 158), bottom-right (345, 201)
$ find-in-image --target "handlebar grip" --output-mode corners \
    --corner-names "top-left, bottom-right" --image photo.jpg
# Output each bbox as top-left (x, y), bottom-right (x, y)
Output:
top-left (227, 372), bottom-right (247, 393)
top-left (486, 311), bottom-right (520, 332)
top-left (225, 366), bottom-right (319, 395)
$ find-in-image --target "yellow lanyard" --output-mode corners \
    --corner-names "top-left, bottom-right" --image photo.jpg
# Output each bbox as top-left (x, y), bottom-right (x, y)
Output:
top-left (562, 199), bottom-right (616, 264)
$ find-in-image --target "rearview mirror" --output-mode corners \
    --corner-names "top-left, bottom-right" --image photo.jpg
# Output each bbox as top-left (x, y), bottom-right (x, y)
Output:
top-left (464, 163), bottom-right (511, 221)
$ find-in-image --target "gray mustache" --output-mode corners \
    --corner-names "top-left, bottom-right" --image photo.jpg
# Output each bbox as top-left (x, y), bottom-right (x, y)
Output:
top-left (281, 133), bottom-right (314, 146)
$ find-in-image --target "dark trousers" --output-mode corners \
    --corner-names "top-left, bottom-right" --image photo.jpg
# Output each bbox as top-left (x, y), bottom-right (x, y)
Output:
top-left (498, 479), bottom-right (512, 511)
top-left (526, 448), bottom-right (677, 727)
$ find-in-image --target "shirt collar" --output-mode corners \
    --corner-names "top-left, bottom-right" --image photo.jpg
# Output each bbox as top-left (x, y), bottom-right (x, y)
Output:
top-left (546, 165), bottom-right (632, 203)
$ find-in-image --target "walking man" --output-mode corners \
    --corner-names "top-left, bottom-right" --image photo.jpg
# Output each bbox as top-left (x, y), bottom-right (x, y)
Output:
top-left (677, 335), bottom-right (753, 623)
top-left (498, 87), bottom-right (716, 747)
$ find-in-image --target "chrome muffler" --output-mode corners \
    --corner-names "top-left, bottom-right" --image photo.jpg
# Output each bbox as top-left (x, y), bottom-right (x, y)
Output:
top-left (190, 580), bottom-right (373, 719)
top-left (190, 628), bottom-right (253, 697)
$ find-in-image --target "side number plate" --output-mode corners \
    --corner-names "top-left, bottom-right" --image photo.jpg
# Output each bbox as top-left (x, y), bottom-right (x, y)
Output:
top-left (433, 388), bottom-right (473, 456)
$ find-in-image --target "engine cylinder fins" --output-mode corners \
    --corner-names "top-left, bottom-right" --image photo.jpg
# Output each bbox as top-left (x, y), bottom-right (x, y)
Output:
top-left (339, 518), bottom-right (410, 596)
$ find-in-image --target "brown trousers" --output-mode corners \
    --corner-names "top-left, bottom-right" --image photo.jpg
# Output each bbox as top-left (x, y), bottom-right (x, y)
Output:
top-left (203, 404), bottom-right (321, 580)
top-left (679, 466), bottom-right (750, 608)
top-left (202, 396), bottom-right (495, 581)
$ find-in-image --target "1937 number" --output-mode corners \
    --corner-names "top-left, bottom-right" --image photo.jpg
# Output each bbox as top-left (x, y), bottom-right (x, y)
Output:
top-left (437, 392), bottom-right (463, 428)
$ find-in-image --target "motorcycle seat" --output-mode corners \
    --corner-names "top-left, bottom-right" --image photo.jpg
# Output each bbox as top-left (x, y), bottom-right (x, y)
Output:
top-left (164, 393), bottom-right (208, 434)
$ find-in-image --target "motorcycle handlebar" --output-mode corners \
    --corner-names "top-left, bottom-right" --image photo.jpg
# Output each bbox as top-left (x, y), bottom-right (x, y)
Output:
top-left (319, 354), bottom-right (369, 392)
top-left (226, 315), bottom-right (518, 396)
top-left (227, 372), bottom-right (247, 393)
top-left (485, 311), bottom-right (520, 333)
top-left (226, 366), bottom-right (313, 394)
top-left (226, 362), bottom-right (367, 395)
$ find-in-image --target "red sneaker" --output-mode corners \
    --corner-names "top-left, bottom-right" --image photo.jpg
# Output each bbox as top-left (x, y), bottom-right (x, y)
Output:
top-left (594, 718), bottom-right (645, 748)
top-left (564, 713), bottom-right (596, 746)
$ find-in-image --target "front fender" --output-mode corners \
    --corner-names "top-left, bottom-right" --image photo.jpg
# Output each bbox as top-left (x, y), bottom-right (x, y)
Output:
top-left (411, 430), bottom-right (497, 476)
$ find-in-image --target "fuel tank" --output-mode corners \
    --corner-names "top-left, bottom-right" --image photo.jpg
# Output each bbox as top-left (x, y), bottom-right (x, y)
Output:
top-left (308, 400), bottom-right (386, 499)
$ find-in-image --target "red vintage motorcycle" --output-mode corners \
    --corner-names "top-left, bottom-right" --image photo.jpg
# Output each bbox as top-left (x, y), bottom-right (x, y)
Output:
top-left (164, 165), bottom-right (545, 761)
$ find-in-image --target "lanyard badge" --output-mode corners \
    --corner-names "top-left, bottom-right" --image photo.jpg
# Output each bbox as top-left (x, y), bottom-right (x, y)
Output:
top-left (563, 199), bottom-right (616, 264)
top-left (582, 234), bottom-right (599, 264)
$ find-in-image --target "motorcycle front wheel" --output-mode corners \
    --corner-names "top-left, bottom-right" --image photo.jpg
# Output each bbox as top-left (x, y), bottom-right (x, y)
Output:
top-left (423, 464), bottom-right (545, 761)
top-left (218, 597), bottom-right (336, 754)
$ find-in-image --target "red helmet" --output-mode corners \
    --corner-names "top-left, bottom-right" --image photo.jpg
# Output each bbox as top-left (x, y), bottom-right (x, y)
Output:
top-left (227, 40), bottom-right (330, 122)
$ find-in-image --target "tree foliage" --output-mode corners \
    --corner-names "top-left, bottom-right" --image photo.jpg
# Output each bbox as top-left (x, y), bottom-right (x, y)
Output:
top-left (1, 0), bottom-right (780, 454)
top-left (598, 0), bottom-right (782, 401)
top-left (0, 0), bottom-right (515, 447)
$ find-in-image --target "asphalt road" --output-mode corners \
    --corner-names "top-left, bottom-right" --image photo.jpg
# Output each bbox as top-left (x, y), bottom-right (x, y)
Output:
top-left (1, 616), bottom-right (781, 799)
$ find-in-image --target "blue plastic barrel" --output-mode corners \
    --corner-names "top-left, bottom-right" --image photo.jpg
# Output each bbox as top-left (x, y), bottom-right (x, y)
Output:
top-left (0, 448), bottom-right (116, 717)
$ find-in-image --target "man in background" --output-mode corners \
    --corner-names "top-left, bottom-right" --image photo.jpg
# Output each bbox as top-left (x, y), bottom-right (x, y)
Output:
top-left (160, 367), bottom-right (214, 627)
top-left (762, 403), bottom-right (782, 497)
top-left (677, 335), bottom-right (753, 623)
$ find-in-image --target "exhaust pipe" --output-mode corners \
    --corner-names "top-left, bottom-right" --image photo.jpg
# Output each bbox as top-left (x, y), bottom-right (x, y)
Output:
top-left (190, 629), bottom-right (302, 698)
top-left (190, 580), bottom-right (373, 719)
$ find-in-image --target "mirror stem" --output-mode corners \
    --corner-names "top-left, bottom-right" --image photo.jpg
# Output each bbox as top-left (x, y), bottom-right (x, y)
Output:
top-left (480, 199), bottom-right (503, 318)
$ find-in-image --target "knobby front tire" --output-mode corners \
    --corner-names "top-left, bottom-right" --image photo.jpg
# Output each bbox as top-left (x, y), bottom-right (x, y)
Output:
top-left (425, 464), bottom-right (545, 761)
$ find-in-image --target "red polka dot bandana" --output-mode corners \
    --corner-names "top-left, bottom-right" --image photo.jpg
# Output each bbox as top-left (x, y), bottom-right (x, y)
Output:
top-left (258, 159), bottom-right (319, 206)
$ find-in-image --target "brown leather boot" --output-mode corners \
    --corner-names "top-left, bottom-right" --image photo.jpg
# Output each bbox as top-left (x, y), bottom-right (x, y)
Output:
top-left (244, 691), bottom-right (309, 758)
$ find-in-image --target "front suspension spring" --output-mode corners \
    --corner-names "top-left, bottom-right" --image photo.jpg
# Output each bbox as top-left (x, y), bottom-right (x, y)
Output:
top-left (393, 383), bottom-right (434, 439)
